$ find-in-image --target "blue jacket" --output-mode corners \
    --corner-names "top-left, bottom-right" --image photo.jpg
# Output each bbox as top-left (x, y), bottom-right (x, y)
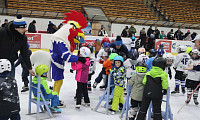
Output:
top-left (146, 57), bottom-right (155, 72)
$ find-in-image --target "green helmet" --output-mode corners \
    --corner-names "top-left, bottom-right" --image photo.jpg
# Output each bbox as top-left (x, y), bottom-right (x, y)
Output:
top-left (186, 47), bottom-right (192, 54)
top-left (109, 53), bottom-right (118, 60)
top-left (35, 64), bottom-right (49, 76)
top-left (136, 62), bottom-right (147, 73)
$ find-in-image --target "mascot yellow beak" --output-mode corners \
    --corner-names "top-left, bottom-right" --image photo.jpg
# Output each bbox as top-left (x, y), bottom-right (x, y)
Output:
top-left (68, 21), bottom-right (85, 44)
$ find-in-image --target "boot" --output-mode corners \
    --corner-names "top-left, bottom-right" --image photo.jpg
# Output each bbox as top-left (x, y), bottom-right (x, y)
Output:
top-left (181, 87), bottom-right (186, 94)
top-left (171, 87), bottom-right (180, 94)
top-left (21, 87), bottom-right (29, 92)
top-left (92, 82), bottom-right (98, 88)
top-left (109, 108), bottom-right (116, 115)
top-left (75, 104), bottom-right (81, 109)
top-left (50, 106), bottom-right (61, 113)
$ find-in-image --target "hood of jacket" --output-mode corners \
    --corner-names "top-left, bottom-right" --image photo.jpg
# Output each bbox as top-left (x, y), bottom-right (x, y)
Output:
top-left (136, 72), bottom-right (146, 78)
top-left (148, 66), bottom-right (165, 77)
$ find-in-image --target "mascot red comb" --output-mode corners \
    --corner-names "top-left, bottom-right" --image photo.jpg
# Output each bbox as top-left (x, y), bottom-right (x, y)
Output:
top-left (50, 10), bottom-right (87, 106)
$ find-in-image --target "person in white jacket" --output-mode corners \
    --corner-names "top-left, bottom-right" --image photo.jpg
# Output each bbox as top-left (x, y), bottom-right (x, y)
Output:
top-left (137, 47), bottom-right (149, 63)
top-left (185, 49), bottom-right (200, 105)
top-left (172, 45), bottom-right (190, 94)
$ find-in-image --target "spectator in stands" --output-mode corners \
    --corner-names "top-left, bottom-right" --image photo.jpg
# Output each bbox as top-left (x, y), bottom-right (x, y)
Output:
top-left (159, 31), bottom-right (167, 39)
top-left (47, 21), bottom-right (57, 34)
top-left (101, 37), bottom-right (110, 47)
top-left (191, 32), bottom-right (197, 40)
top-left (129, 24), bottom-right (136, 37)
top-left (121, 26), bottom-right (129, 37)
top-left (28, 20), bottom-right (36, 33)
top-left (154, 27), bottom-right (160, 39)
top-left (185, 34), bottom-right (192, 41)
top-left (98, 25), bottom-right (107, 36)
top-left (57, 23), bottom-right (63, 30)
top-left (139, 28), bottom-right (147, 48)
top-left (1, 19), bottom-right (8, 27)
top-left (174, 27), bottom-right (184, 40)
top-left (147, 26), bottom-right (153, 38)
top-left (185, 30), bottom-right (190, 38)
top-left (167, 29), bottom-right (174, 40)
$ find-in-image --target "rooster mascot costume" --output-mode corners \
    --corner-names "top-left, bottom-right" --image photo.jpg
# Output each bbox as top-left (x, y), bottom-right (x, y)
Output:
top-left (50, 10), bottom-right (87, 96)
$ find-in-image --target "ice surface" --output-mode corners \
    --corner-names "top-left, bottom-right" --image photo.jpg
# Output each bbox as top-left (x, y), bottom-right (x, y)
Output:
top-left (15, 56), bottom-right (200, 120)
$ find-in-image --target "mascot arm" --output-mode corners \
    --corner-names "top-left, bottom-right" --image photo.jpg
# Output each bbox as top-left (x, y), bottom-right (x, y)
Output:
top-left (58, 42), bottom-right (79, 62)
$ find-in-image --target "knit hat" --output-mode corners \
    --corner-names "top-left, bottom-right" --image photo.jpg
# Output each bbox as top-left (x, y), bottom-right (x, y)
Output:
top-left (115, 36), bottom-right (123, 46)
top-left (13, 14), bottom-right (27, 28)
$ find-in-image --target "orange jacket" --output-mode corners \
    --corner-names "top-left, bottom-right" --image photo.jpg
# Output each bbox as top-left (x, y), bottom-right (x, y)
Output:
top-left (103, 59), bottom-right (112, 74)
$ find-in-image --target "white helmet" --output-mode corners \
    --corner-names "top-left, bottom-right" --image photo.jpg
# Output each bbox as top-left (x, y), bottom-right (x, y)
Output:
top-left (0, 59), bottom-right (11, 73)
top-left (138, 47), bottom-right (146, 54)
top-left (192, 49), bottom-right (200, 56)
top-left (80, 47), bottom-right (91, 57)
top-left (163, 53), bottom-right (174, 60)
top-left (177, 45), bottom-right (187, 52)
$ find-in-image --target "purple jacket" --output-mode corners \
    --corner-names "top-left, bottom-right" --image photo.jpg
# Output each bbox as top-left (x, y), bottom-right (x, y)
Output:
top-left (71, 58), bottom-right (90, 83)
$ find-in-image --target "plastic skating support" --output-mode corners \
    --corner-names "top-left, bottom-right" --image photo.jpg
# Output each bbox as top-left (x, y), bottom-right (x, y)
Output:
top-left (92, 74), bottom-right (112, 115)
top-left (28, 75), bottom-right (54, 119)
top-left (147, 88), bottom-right (173, 120)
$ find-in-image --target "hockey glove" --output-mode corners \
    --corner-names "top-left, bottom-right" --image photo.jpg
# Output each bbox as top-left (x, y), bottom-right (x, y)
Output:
top-left (91, 71), bottom-right (95, 75)
top-left (78, 57), bottom-right (86, 64)
top-left (70, 69), bottom-right (74, 73)
top-left (162, 89), bottom-right (167, 95)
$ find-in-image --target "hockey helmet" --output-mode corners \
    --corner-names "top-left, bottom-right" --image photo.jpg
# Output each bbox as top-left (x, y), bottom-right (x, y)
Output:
top-left (149, 49), bottom-right (157, 57)
top-left (191, 49), bottom-right (200, 59)
top-left (153, 57), bottom-right (167, 70)
top-left (114, 55), bottom-right (124, 62)
top-left (109, 53), bottom-right (118, 60)
top-left (138, 47), bottom-right (145, 54)
top-left (0, 59), bottom-right (11, 73)
top-left (177, 45), bottom-right (187, 53)
top-left (35, 64), bottom-right (49, 76)
top-left (136, 62), bottom-right (147, 73)
top-left (80, 47), bottom-right (91, 57)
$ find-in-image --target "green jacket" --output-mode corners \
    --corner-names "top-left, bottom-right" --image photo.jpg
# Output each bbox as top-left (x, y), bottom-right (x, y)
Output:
top-left (129, 72), bottom-right (146, 101)
top-left (129, 27), bottom-right (136, 35)
top-left (143, 66), bottom-right (168, 89)
top-left (32, 77), bottom-right (58, 96)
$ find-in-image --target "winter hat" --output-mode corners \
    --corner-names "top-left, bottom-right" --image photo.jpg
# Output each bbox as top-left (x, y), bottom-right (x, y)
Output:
top-left (32, 20), bottom-right (36, 23)
top-left (115, 36), bottom-right (123, 46)
top-left (13, 14), bottom-right (27, 28)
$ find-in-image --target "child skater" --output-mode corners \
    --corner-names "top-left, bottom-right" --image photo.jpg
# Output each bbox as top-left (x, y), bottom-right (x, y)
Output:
top-left (136, 57), bottom-right (168, 120)
top-left (185, 49), bottom-right (200, 105)
top-left (0, 59), bottom-right (21, 119)
top-left (128, 62), bottom-right (147, 120)
top-left (71, 47), bottom-right (91, 109)
top-left (109, 55), bottom-right (126, 114)
top-left (33, 64), bottom-right (61, 113)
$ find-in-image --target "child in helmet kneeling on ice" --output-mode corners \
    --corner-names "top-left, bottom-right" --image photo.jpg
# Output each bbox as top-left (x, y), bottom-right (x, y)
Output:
top-left (109, 55), bottom-right (126, 114)
top-left (128, 62), bottom-right (147, 120)
top-left (33, 64), bottom-right (61, 113)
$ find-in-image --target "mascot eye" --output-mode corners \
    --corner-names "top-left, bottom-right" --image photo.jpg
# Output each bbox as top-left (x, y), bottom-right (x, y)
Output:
top-left (70, 23), bottom-right (77, 29)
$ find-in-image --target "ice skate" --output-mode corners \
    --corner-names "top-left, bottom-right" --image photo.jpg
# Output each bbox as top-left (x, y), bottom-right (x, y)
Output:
top-left (171, 88), bottom-right (180, 94)
top-left (92, 82), bottom-right (98, 88)
top-left (194, 99), bottom-right (199, 105)
top-left (109, 109), bottom-right (116, 115)
top-left (57, 100), bottom-right (66, 108)
top-left (21, 87), bottom-right (29, 92)
top-left (50, 106), bottom-right (61, 113)
top-left (75, 104), bottom-right (81, 109)
top-left (181, 87), bottom-right (186, 94)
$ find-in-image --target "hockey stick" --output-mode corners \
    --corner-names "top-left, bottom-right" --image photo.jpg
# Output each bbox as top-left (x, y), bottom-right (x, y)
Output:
top-left (177, 83), bottom-right (200, 114)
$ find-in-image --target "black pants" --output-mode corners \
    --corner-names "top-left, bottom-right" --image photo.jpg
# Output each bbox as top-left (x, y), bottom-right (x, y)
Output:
top-left (0, 113), bottom-right (20, 120)
top-left (76, 82), bottom-right (90, 105)
top-left (136, 96), bottom-right (162, 120)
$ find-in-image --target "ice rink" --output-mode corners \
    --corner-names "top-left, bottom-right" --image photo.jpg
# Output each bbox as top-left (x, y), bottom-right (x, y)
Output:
top-left (15, 54), bottom-right (200, 120)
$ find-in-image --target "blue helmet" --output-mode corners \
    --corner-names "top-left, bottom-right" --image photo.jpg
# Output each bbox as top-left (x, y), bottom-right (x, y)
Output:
top-left (157, 49), bottom-right (165, 56)
top-left (149, 49), bottom-right (157, 56)
top-left (114, 55), bottom-right (124, 62)
top-left (103, 42), bottom-right (111, 48)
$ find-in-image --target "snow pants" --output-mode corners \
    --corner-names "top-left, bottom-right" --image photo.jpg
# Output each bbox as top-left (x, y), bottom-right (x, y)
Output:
top-left (111, 86), bottom-right (124, 111)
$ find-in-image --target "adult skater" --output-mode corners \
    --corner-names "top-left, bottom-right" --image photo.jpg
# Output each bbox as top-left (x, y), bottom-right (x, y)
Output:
top-left (0, 14), bottom-right (35, 78)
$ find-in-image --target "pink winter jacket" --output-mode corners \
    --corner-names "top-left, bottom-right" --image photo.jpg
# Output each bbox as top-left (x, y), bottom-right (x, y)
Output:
top-left (71, 58), bottom-right (90, 83)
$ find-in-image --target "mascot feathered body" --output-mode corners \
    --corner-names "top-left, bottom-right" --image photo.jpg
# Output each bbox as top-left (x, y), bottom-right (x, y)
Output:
top-left (50, 10), bottom-right (87, 96)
